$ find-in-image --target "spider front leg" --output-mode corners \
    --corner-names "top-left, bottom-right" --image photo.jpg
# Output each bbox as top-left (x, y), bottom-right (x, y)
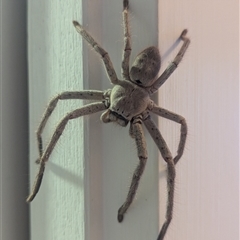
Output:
top-left (150, 103), bottom-right (187, 164)
top-left (118, 117), bottom-right (147, 222)
top-left (73, 21), bottom-right (119, 84)
top-left (36, 90), bottom-right (105, 158)
top-left (27, 101), bottom-right (107, 202)
top-left (143, 116), bottom-right (175, 240)
top-left (121, 0), bottom-right (132, 80)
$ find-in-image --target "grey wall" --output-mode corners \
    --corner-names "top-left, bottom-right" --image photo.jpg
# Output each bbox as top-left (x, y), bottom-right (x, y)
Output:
top-left (1, 0), bottom-right (29, 239)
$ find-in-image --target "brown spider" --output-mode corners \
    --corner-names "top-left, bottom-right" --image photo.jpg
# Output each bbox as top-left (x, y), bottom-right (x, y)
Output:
top-left (27, 0), bottom-right (190, 239)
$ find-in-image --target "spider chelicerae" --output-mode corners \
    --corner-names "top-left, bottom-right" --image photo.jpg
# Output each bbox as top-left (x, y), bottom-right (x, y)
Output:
top-left (27, 1), bottom-right (190, 239)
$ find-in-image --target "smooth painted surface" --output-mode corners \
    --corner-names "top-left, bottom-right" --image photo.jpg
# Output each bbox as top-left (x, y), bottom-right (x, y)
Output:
top-left (28, 1), bottom-right (85, 240)
top-left (158, 1), bottom-right (239, 239)
top-left (1, 0), bottom-right (29, 239)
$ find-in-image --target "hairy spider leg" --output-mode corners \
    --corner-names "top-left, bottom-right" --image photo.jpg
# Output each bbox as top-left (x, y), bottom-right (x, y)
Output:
top-left (36, 91), bottom-right (105, 158)
top-left (148, 29), bottom-right (190, 94)
top-left (121, 0), bottom-right (132, 80)
top-left (27, 102), bottom-right (107, 202)
top-left (143, 116), bottom-right (175, 240)
top-left (117, 117), bottom-right (148, 222)
top-left (73, 21), bottom-right (119, 84)
top-left (150, 103), bottom-right (187, 164)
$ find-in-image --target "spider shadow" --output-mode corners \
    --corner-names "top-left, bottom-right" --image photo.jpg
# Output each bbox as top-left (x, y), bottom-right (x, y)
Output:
top-left (47, 161), bottom-right (83, 188)
top-left (161, 37), bottom-right (182, 62)
top-left (158, 164), bottom-right (167, 181)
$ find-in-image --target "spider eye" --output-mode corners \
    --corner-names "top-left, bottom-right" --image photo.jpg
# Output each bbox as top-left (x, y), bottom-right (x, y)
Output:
top-left (135, 80), bottom-right (142, 84)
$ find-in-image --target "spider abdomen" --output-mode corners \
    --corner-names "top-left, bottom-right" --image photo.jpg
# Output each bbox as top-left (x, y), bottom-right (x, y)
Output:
top-left (109, 81), bottom-right (150, 122)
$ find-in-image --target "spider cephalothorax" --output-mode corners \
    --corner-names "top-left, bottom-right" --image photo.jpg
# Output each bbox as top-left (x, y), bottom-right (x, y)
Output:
top-left (101, 80), bottom-right (151, 126)
top-left (27, 1), bottom-right (190, 240)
